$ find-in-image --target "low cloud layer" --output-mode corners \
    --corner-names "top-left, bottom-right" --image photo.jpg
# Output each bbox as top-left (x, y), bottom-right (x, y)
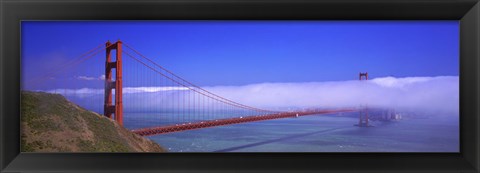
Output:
top-left (46, 86), bottom-right (189, 95)
top-left (202, 76), bottom-right (459, 114)
top-left (76, 75), bottom-right (105, 81)
top-left (46, 76), bottom-right (459, 114)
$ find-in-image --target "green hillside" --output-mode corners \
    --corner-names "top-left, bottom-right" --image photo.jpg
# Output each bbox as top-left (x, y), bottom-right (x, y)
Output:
top-left (21, 91), bottom-right (166, 152)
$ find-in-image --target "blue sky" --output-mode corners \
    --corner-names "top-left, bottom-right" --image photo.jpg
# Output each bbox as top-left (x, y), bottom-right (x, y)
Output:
top-left (22, 21), bottom-right (459, 90)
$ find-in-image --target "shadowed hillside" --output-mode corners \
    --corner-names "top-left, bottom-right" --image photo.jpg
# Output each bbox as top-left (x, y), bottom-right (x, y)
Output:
top-left (21, 91), bottom-right (166, 152)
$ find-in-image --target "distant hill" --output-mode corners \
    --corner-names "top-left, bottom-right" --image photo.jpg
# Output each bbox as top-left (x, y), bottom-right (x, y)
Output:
top-left (21, 91), bottom-right (166, 152)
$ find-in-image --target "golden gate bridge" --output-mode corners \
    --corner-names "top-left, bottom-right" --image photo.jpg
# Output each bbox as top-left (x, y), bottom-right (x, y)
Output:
top-left (26, 40), bottom-right (369, 137)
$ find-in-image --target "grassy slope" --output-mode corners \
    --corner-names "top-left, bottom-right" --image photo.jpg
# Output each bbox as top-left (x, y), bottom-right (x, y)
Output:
top-left (21, 91), bottom-right (166, 152)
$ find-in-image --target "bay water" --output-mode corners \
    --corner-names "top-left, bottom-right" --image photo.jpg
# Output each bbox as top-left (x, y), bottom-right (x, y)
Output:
top-left (122, 112), bottom-right (459, 152)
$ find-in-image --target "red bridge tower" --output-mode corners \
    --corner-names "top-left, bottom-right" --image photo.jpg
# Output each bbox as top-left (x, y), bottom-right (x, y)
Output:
top-left (104, 41), bottom-right (123, 125)
top-left (357, 72), bottom-right (370, 127)
top-left (359, 72), bottom-right (368, 80)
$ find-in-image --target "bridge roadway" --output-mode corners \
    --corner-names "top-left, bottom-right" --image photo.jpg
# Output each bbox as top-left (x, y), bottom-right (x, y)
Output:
top-left (132, 109), bottom-right (357, 136)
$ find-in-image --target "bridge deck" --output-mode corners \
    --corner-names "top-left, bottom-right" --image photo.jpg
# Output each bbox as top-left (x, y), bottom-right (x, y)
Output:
top-left (132, 109), bottom-right (356, 136)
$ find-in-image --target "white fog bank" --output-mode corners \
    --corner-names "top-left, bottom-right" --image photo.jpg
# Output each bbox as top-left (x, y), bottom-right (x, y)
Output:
top-left (203, 76), bottom-right (459, 114)
top-left (45, 76), bottom-right (459, 115)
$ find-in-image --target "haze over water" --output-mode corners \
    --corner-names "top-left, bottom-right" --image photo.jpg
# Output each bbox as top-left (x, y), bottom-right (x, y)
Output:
top-left (61, 75), bottom-right (459, 152)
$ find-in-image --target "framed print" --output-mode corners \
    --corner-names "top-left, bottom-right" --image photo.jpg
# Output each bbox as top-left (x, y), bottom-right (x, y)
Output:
top-left (1, 0), bottom-right (479, 172)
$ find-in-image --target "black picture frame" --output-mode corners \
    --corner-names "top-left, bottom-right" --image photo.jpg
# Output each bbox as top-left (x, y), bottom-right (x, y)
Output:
top-left (1, 0), bottom-right (479, 172)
